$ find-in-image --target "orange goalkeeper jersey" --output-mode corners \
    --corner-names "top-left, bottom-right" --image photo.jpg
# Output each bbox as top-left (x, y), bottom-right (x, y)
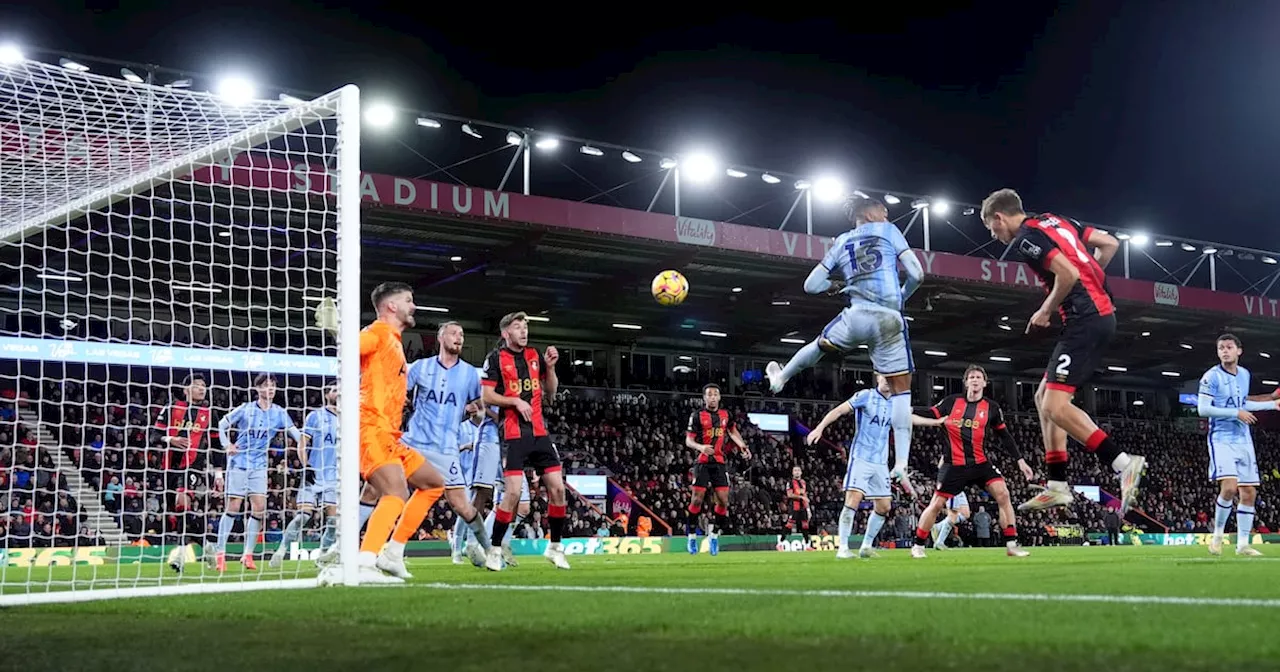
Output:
top-left (359, 320), bottom-right (408, 435)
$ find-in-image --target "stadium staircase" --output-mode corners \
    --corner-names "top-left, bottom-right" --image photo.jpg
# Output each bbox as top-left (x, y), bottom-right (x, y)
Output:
top-left (17, 409), bottom-right (128, 546)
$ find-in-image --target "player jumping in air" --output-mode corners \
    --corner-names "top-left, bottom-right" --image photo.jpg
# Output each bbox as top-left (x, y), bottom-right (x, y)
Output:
top-left (270, 382), bottom-right (340, 568)
top-left (785, 466), bottom-right (810, 536)
top-left (767, 196), bottom-right (924, 493)
top-left (352, 282), bottom-right (449, 583)
top-left (807, 374), bottom-right (944, 559)
top-left (214, 373), bottom-right (305, 572)
top-left (684, 383), bottom-right (751, 556)
top-left (397, 321), bottom-right (493, 576)
top-left (910, 365), bottom-right (1034, 559)
top-left (981, 188), bottom-right (1146, 513)
top-left (1196, 333), bottom-right (1280, 557)
top-left (482, 311), bottom-right (567, 571)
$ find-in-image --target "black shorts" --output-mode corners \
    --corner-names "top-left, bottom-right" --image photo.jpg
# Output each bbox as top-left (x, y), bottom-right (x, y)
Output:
top-left (1044, 313), bottom-right (1115, 393)
top-left (692, 462), bottom-right (730, 490)
top-left (790, 508), bottom-right (810, 526)
top-left (936, 462), bottom-right (1004, 498)
top-left (503, 435), bottom-right (560, 475)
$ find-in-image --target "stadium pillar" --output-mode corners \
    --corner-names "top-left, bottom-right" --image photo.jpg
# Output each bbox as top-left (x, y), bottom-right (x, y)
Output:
top-left (612, 350), bottom-right (623, 388)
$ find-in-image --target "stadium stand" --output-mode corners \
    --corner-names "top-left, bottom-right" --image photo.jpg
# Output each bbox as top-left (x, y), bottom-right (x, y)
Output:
top-left (3, 359), bottom-right (1275, 551)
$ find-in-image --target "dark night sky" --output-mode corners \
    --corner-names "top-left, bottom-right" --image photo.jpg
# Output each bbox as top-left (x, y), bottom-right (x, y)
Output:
top-left (6, 1), bottom-right (1280, 248)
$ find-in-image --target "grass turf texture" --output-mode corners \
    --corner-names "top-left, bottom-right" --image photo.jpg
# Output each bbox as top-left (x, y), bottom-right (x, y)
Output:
top-left (4, 546), bottom-right (1279, 671)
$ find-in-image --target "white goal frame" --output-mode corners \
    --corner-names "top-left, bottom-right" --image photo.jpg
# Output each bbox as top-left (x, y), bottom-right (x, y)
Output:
top-left (0, 68), bottom-right (363, 605)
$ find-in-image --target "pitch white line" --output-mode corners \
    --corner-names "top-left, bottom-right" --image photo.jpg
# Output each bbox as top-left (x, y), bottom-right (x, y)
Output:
top-left (413, 582), bottom-right (1280, 609)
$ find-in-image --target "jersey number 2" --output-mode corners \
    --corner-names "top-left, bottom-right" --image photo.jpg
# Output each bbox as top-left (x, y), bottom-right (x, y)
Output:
top-left (1055, 354), bottom-right (1072, 377)
top-left (847, 240), bottom-right (884, 274)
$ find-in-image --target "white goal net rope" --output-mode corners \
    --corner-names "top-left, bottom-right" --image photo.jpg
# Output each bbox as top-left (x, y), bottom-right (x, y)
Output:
top-left (0, 58), bottom-right (361, 604)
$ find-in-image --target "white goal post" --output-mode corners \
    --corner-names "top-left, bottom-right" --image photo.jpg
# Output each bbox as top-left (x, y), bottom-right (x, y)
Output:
top-left (0, 57), bottom-right (362, 604)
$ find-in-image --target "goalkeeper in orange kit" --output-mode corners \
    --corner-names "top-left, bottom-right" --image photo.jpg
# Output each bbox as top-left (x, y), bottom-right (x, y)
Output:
top-left (318, 281), bottom-right (449, 583)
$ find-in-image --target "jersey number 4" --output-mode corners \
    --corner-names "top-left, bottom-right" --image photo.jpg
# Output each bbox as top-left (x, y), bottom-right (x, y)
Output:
top-left (846, 240), bottom-right (884, 274)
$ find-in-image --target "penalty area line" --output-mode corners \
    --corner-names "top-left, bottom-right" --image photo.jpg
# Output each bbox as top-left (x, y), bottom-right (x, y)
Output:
top-left (412, 582), bottom-right (1280, 609)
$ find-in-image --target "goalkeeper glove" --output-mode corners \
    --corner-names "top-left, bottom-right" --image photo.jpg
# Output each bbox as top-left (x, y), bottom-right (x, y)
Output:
top-left (314, 297), bottom-right (338, 335)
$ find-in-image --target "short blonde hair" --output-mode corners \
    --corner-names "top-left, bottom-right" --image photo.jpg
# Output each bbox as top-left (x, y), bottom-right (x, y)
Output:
top-left (980, 188), bottom-right (1024, 223)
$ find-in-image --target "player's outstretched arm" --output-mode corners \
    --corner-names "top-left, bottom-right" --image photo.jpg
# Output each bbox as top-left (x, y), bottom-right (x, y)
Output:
top-left (911, 414), bottom-right (945, 427)
top-left (807, 401), bottom-right (852, 444)
top-left (1197, 393), bottom-right (1252, 421)
top-left (1084, 229), bottom-right (1120, 270)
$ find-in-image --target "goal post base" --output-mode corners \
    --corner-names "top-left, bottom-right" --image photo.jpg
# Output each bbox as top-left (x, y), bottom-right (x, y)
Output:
top-left (0, 578), bottom-right (320, 608)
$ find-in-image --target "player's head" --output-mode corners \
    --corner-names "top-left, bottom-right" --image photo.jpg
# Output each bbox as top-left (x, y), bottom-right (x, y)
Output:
top-left (370, 282), bottom-right (416, 329)
top-left (1216, 333), bottom-right (1243, 366)
top-left (252, 373), bottom-right (276, 402)
top-left (874, 373), bottom-right (889, 394)
top-left (182, 373), bottom-right (207, 403)
top-left (843, 195), bottom-right (888, 227)
top-left (499, 311), bottom-right (529, 349)
top-left (792, 465), bottom-right (802, 479)
top-left (437, 321), bottom-right (464, 356)
top-left (963, 365), bottom-right (988, 396)
top-left (980, 188), bottom-right (1026, 244)
top-left (702, 383), bottom-right (721, 410)
top-left (323, 381), bottom-right (338, 406)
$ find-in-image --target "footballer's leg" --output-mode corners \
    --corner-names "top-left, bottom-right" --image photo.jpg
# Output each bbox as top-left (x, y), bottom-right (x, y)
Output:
top-left (837, 489), bottom-right (865, 559)
top-left (913, 492), bottom-right (951, 559)
top-left (1234, 447), bottom-right (1262, 556)
top-left (539, 463), bottom-right (572, 569)
top-left (860, 497), bottom-right (891, 558)
top-left (375, 456), bottom-right (447, 579)
top-left (485, 471), bottom-right (526, 571)
top-left (1021, 377), bottom-right (1074, 512)
top-left (359, 462), bottom-right (413, 582)
top-left (686, 468), bottom-right (710, 555)
top-left (215, 493), bottom-right (244, 572)
top-left (241, 491), bottom-right (267, 570)
top-left (271, 500), bottom-right (314, 568)
top-left (767, 310), bottom-right (852, 393)
top-left (986, 477), bottom-right (1028, 557)
top-left (709, 482), bottom-right (730, 556)
top-left (442, 481), bottom-right (493, 567)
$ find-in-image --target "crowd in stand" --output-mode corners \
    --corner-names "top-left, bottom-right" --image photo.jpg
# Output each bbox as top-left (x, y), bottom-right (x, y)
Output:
top-left (1, 367), bottom-right (1277, 552)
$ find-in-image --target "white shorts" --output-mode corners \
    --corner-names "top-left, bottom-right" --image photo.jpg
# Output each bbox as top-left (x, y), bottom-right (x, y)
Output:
top-left (820, 304), bottom-right (914, 377)
top-left (226, 468), bottom-right (268, 497)
top-left (297, 481), bottom-right (338, 508)
top-left (471, 442), bottom-right (501, 489)
top-left (843, 457), bottom-right (891, 499)
top-left (422, 451), bottom-right (468, 489)
top-left (947, 492), bottom-right (970, 512)
top-left (1209, 439), bottom-right (1259, 486)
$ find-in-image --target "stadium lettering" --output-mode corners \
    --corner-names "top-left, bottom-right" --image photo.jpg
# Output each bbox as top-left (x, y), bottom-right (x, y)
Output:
top-left (1242, 295), bottom-right (1280, 317)
top-left (675, 217), bottom-right (716, 246)
top-left (979, 260), bottom-right (1046, 289)
top-left (394, 178), bottom-right (416, 205)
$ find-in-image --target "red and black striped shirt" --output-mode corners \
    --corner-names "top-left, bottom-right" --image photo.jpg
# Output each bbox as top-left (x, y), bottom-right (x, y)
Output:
top-left (480, 345), bottom-right (548, 441)
top-left (928, 395), bottom-right (1010, 467)
top-left (1012, 212), bottom-right (1114, 323)
top-left (788, 478), bottom-right (808, 511)
top-left (151, 400), bottom-right (213, 469)
top-left (686, 407), bottom-right (735, 464)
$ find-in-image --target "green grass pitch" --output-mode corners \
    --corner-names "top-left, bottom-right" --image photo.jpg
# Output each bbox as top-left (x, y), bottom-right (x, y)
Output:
top-left (5, 545), bottom-right (1280, 671)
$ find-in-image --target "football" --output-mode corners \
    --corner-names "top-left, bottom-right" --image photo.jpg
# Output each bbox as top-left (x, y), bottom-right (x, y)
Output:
top-left (651, 270), bottom-right (689, 306)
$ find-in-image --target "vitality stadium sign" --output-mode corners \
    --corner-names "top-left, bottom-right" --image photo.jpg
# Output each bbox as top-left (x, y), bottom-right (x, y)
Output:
top-left (191, 153), bottom-right (1280, 321)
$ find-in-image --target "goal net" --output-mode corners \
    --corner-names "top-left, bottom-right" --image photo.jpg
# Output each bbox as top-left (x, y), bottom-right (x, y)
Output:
top-left (0, 57), bottom-right (362, 604)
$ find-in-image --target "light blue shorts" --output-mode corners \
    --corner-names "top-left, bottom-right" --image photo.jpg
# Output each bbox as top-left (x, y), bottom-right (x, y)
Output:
top-left (843, 457), bottom-right (891, 499)
top-left (820, 304), bottom-right (914, 376)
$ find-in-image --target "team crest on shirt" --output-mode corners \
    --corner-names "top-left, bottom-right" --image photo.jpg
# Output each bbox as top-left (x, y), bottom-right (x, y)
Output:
top-left (530, 358), bottom-right (539, 373)
top-left (1018, 239), bottom-right (1042, 258)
